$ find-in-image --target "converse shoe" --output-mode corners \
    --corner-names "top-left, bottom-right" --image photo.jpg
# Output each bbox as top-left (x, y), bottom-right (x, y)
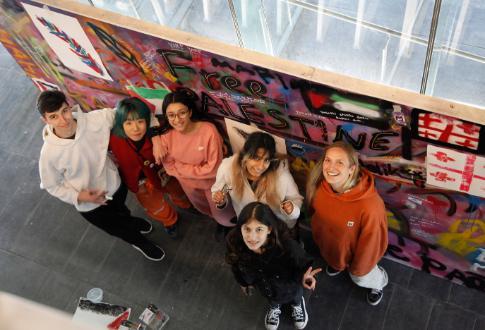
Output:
top-left (165, 224), bottom-right (178, 239)
top-left (367, 289), bottom-right (383, 306)
top-left (131, 242), bottom-right (165, 261)
top-left (264, 305), bottom-right (281, 330)
top-left (325, 265), bottom-right (341, 276)
top-left (139, 219), bottom-right (153, 234)
top-left (291, 296), bottom-right (308, 329)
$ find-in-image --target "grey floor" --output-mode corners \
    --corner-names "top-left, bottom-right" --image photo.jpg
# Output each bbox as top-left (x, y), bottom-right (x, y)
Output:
top-left (0, 43), bottom-right (484, 330)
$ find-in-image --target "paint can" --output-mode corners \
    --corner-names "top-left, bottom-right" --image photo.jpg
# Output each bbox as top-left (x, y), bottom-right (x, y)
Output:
top-left (86, 288), bottom-right (103, 303)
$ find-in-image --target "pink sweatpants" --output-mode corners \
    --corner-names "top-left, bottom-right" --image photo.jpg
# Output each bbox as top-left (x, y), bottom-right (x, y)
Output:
top-left (181, 185), bottom-right (236, 227)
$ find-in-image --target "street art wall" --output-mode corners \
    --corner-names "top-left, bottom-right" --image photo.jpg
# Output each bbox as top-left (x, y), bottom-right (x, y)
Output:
top-left (1, 0), bottom-right (484, 291)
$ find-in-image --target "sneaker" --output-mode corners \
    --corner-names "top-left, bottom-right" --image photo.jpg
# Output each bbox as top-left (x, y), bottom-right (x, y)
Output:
top-left (139, 219), bottom-right (153, 234)
top-left (131, 242), bottom-right (165, 261)
top-left (291, 296), bottom-right (308, 329)
top-left (265, 305), bottom-right (281, 330)
top-left (367, 289), bottom-right (383, 306)
top-left (165, 224), bottom-right (178, 239)
top-left (326, 265), bottom-right (341, 276)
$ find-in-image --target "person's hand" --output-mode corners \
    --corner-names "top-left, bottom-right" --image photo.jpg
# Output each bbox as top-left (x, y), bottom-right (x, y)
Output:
top-left (212, 191), bottom-right (226, 206)
top-left (302, 266), bottom-right (322, 290)
top-left (78, 189), bottom-right (109, 205)
top-left (240, 285), bottom-right (254, 296)
top-left (281, 200), bottom-right (294, 215)
top-left (151, 135), bottom-right (167, 165)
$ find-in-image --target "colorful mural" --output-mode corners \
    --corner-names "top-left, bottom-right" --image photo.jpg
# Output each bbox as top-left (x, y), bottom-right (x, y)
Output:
top-left (0, 0), bottom-right (483, 291)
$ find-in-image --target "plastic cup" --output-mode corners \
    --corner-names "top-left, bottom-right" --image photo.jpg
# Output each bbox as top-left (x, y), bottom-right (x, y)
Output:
top-left (86, 288), bottom-right (103, 303)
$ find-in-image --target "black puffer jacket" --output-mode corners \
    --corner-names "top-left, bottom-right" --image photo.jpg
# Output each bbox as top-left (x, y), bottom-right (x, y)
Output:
top-left (227, 234), bottom-right (313, 304)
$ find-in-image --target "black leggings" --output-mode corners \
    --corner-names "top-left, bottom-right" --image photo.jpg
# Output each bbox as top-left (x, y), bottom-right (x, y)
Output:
top-left (80, 184), bottom-right (149, 246)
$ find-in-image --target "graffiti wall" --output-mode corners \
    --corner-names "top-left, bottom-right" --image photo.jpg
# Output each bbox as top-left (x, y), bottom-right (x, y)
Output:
top-left (1, 0), bottom-right (483, 290)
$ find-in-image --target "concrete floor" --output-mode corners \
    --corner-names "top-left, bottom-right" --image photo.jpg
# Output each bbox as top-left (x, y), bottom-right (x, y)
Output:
top-left (0, 43), bottom-right (484, 330)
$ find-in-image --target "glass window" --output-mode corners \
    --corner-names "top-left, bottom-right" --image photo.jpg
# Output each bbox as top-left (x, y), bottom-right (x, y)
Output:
top-left (426, 0), bottom-right (485, 107)
top-left (268, 1), bottom-right (435, 92)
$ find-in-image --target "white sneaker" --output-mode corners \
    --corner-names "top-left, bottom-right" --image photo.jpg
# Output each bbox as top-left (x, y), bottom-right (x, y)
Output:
top-left (291, 296), bottom-right (308, 329)
top-left (265, 305), bottom-right (281, 330)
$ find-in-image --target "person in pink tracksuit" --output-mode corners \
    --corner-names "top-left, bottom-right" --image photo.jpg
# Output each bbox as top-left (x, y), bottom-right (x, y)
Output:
top-left (152, 90), bottom-right (236, 239)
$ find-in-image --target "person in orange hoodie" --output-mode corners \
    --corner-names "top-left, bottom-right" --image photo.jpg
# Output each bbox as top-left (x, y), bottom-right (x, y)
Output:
top-left (306, 141), bottom-right (388, 306)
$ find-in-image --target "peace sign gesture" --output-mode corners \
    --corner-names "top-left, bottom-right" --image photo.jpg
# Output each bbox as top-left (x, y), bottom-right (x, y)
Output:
top-left (302, 266), bottom-right (322, 290)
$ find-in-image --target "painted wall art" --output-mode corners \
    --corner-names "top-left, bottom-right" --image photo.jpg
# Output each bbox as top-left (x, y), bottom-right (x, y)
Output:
top-left (0, 0), bottom-right (483, 291)
top-left (22, 2), bottom-right (112, 81)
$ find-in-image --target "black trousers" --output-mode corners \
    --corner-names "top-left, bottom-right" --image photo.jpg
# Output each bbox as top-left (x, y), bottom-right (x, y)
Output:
top-left (80, 184), bottom-right (149, 246)
top-left (269, 285), bottom-right (303, 307)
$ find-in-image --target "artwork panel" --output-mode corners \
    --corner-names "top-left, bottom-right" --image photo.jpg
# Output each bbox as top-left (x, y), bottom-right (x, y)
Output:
top-left (22, 2), bottom-right (112, 81)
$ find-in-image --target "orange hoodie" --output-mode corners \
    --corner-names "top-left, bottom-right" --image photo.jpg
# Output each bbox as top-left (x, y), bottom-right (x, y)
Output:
top-left (311, 168), bottom-right (388, 276)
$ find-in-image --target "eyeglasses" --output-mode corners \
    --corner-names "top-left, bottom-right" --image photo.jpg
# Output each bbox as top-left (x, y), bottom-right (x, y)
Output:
top-left (166, 110), bottom-right (189, 121)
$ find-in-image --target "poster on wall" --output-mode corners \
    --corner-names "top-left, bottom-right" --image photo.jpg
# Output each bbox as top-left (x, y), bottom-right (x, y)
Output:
top-left (22, 2), bottom-right (112, 81)
top-left (426, 144), bottom-right (485, 198)
top-left (224, 118), bottom-right (287, 155)
top-left (412, 110), bottom-right (484, 154)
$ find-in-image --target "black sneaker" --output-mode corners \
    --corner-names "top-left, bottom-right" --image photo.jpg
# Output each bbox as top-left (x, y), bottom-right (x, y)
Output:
top-left (265, 305), bottom-right (281, 330)
top-left (131, 242), bottom-right (165, 261)
top-left (326, 265), bottom-right (342, 276)
top-left (291, 296), bottom-right (308, 329)
top-left (165, 224), bottom-right (178, 239)
top-left (367, 289), bottom-right (383, 306)
top-left (139, 219), bottom-right (153, 234)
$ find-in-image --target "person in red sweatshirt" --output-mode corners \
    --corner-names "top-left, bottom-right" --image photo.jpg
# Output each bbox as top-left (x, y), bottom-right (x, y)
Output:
top-left (306, 141), bottom-right (388, 306)
top-left (110, 97), bottom-right (191, 239)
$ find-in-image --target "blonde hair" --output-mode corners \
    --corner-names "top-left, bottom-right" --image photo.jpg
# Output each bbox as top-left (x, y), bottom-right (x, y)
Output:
top-left (231, 153), bottom-right (281, 210)
top-left (306, 141), bottom-right (360, 205)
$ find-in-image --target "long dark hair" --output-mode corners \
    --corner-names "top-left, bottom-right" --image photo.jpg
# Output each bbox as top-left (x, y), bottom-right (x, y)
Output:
top-left (159, 88), bottom-right (207, 133)
top-left (226, 202), bottom-right (290, 265)
top-left (232, 132), bottom-right (282, 209)
top-left (159, 89), bottom-right (231, 152)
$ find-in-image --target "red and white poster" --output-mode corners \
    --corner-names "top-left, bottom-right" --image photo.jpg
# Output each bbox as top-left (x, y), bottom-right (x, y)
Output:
top-left (418, 112), bottom-right (480, 150)
top-left (426, 145), bottom-right (485, 198)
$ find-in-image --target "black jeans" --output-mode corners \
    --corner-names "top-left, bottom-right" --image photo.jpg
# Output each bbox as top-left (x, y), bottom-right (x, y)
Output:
top-left (269, 285), bottom-right (303, 308)
top-left (80, 184), bottom-right (149, 246)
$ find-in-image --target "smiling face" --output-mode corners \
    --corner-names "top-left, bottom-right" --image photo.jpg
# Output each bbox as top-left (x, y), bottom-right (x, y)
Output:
top-left (245, 148), bottom-right (272, 180)
top-left (322, 147), bottom-right (356, 192)
top-left (123, 114), bottom-right (147, 141)
top-left (166, 102), bottom-right (193, 133)
top-left (42, 102), bottom-right (76, 138)
top-left (241, 218), bottom-right (271, 253)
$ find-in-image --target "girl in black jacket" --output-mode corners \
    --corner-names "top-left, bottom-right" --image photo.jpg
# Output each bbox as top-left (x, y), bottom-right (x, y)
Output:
top-left (226, 202), bottom-right (321, 330)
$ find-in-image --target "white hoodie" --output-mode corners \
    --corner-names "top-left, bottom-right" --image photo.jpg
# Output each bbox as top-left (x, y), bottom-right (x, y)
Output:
top-left (39, 108), bottom-right (120, 212)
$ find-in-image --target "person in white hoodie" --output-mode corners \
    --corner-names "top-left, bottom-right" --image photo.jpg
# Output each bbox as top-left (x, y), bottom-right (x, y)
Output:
top-left (37, 90), bottom-right (164, 261)
top-left (212, 132), bottom-right (303, 231)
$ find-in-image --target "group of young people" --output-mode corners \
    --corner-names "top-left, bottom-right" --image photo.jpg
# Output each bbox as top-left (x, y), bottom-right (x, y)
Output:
top-left (37, 89), bottom-right (388, 330)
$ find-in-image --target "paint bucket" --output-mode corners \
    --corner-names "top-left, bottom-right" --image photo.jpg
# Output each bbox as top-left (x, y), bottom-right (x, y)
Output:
top-left (86, 288), bottom-right (103, 303)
